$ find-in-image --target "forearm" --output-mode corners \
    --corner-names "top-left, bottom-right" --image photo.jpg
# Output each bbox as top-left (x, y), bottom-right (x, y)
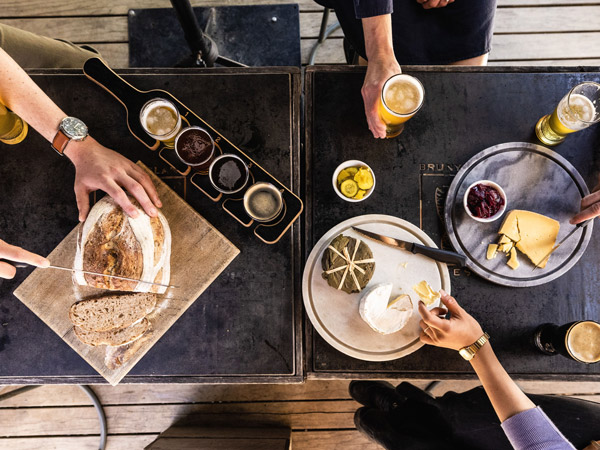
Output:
top-left (0, 47), bottom-right (67, 143)
top-left (362, 15), bottom-right (395, 63)
top-left (470, 343), bottom-right (536, 422)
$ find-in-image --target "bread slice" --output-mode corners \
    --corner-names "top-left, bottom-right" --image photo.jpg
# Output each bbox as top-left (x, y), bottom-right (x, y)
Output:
top-left (74, 318), bottom-right (149, 347)
top-left (69, 293), bottom-right (157, 332)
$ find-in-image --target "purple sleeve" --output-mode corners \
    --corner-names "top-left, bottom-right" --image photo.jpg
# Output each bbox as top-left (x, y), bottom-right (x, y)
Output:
top-left (501, 407), bottom-right (576, 450)
top-left (353, 0), bottom-right (393, 19)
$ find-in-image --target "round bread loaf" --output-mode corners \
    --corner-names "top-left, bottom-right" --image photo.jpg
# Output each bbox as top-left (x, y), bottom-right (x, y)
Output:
top-left (73, 196), bottom-right (171, 294)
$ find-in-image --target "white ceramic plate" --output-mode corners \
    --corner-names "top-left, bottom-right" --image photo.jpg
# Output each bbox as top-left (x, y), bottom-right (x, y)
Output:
top-left (303, 214), bottom-right (451, 362)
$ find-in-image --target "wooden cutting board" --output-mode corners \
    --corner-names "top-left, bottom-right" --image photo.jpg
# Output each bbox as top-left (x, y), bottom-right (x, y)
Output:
top-left (13, 162), bottom-right (239, 385)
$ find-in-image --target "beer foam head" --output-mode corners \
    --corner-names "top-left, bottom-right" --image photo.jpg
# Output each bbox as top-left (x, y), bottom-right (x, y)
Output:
top-left (382, 74), bottom-right (424, 116)
top-left (567, 321), bottom-right (600, 363)
top-left (140, 98), bottom-right (180, 138)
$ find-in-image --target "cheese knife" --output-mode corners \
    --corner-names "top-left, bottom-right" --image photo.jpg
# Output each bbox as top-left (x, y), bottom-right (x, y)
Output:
top-left (15, 263), bottom-right (179, 289)
top-left (532, 219), bottom-right (593, 271)
top-left (352, 226), bottom-right (467, 267)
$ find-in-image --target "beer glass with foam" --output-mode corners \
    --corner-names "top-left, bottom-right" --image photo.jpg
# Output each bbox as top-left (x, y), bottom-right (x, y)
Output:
top-left (140, 98), bottom-right (182, 148)
top-left (378, 74), bottom-right (424, 138)
top-left (533, 320), bottom-right (600, 364)
top-left (535, 82), bottom-right (600, 146)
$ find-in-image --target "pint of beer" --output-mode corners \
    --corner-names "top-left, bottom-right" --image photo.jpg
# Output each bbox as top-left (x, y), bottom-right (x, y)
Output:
top-left (0, 103), bottom-right (28, 145)
top-left (378, 74), bottom-right (424, 138)
top-left (533, 320), bottom-right (600, 364)
top-left (140, 98), bottom-right (182, 148)
top-left (535, 82), bottom-right (600, 146)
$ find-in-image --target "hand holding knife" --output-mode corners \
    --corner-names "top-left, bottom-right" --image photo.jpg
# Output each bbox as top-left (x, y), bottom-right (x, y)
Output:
top-left (352, 226), bottom-right (467, 267)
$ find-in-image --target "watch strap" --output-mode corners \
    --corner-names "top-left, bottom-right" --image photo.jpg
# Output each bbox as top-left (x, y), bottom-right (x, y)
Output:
top-left (459, 332), bottom-right (490, 361)
top-left (51, 129), bottom-right (70, 156)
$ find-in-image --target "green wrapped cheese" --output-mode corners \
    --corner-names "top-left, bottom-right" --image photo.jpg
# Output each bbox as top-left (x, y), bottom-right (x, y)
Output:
top-left (321, 234), bottom-right (375, 294)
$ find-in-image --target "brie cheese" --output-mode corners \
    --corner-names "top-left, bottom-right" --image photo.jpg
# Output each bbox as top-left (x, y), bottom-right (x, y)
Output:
top-left (359, 283), bottom-right (413, 335)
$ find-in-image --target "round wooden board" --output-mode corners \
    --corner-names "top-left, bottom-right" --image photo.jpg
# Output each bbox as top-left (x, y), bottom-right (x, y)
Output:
top-left (302, 214), bottom-right (450, 362)
top-left (444, 142), bottom-right (592, 287)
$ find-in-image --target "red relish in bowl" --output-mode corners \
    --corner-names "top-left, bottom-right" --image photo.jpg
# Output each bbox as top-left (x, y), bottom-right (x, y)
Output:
top-left (467, 184), bottom-right (505, 218)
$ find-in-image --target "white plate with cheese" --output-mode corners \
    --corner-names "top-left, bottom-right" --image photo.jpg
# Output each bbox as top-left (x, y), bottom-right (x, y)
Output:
top-left (445, 142), bottom-right (592, 287)
top-left (302, 214), bottom-right (450, 361)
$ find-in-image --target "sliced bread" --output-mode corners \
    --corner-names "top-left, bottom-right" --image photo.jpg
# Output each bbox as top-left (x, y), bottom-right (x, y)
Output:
top-left (74, 318), bottom-right (149, 347)
top-left (69, 293), bottom-right (157, 332)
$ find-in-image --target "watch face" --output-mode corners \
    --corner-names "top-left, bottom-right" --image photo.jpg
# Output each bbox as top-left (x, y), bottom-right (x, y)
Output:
top-left (459, 348), bottom-right (473, 361)
top-left (61, 117), bottom-right (88, 140)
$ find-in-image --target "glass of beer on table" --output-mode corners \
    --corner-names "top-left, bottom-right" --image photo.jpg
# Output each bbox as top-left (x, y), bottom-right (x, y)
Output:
top-left (533, 320), bottom-right (600, 364)
top-left (378, 74), bottom-right (425, 138)
top-left (535, 81), bottom-right (600, 146)
top-left (140, 98), bottom-right (182, 148)
top-left (0, 102), bottom-right (28, 145)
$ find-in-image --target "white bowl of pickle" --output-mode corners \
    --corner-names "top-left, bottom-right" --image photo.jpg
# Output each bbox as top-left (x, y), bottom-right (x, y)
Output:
top-left (332, 160), bottom-right (376, 202)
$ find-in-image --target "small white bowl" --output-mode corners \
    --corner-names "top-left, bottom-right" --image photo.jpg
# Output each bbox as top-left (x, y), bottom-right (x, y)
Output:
top-left (463, 180), bottom-right (507, 223)
top-left (332, 160), bottom-right (376, 203)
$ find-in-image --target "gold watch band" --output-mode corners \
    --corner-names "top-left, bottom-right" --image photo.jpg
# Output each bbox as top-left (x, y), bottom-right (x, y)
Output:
top-left (459, 332), bottom-right (490, 361)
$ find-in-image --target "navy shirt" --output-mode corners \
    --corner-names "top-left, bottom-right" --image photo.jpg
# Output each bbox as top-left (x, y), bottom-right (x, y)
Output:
top-left (354, 0), bottom-right (393, 18)
top-left (317, 0), bottom-right (496, 65)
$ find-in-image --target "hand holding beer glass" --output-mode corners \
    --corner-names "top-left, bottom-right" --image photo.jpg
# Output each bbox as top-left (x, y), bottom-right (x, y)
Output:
top-left (535, 82), bottom-right (600, 146)
top-left (378, 74), bottom-right (425, 138)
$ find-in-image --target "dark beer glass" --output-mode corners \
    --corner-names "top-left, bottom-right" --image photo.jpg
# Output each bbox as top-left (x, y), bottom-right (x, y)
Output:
top-left (533, 321), bottom-right (600, 364)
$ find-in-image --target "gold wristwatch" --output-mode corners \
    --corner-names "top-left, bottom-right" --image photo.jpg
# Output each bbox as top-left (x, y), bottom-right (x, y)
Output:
top-left (459, 332), bottom-right (490, 361)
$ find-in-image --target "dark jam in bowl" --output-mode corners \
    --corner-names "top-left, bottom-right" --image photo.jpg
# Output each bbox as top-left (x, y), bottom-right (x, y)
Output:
top-left (467, 183), bottom-right (505, 218)
top-left (209, 154), bottom-right (249, 194)
top-left (175, 127), bottom-right (214, 166)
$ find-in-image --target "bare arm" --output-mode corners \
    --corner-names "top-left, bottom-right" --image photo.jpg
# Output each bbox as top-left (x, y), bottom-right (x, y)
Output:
top-left (419, 292), bottom-right (535, 422)
top-left (0, 48), bottom-right (161, 221)
top-left (468, 341), bottom-right (536, 422)
top-left (361, 14), bottom-right (401, 139)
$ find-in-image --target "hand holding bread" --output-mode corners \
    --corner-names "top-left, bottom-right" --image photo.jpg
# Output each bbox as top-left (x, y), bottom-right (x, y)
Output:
top-left (64, 138), bottom-right (162, 222)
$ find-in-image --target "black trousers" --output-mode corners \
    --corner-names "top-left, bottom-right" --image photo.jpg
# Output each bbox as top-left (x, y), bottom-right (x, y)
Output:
top-left (355, 383), bottom-right (600, 450)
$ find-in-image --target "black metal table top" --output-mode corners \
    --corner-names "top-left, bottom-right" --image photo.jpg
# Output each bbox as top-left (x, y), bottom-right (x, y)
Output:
top-left (305, 66), bottom-right (600, 380)
top-left (0, 67), bottom-right (302, 384)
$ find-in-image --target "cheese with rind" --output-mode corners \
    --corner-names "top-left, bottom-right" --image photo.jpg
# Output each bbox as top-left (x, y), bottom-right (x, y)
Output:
top-left (359, 284), bottom-right (413, 335)
top-left (497, 210), bottom-right (559, 269)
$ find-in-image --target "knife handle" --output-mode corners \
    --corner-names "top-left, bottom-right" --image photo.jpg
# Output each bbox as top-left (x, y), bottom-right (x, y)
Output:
top-left (412, 244), bottom-right (467, 268)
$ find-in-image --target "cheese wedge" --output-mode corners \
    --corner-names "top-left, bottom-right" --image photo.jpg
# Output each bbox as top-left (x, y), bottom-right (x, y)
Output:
top-left (359, 284), bottom-right (413, 335)
top-left (486, 244), bottom-right (498, 260)
top-left (498, 210), bottom-right (559, 268)
top-left (507, 247), bottom-right (520, 270)
top-left (412, 280), bottom-right (440, 306)
top-left (498, 241), bottom-right (513, 254)
top-left (498, 235), bottom-right (511, 245)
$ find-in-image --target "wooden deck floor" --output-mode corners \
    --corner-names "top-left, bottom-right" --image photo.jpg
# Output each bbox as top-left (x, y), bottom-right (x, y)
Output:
top-left (1, 380), bottom-right (599, 449)
top-left (1, 0), bottom-right (599, 67)
top-left (1, 2), bottom-right (599, 449)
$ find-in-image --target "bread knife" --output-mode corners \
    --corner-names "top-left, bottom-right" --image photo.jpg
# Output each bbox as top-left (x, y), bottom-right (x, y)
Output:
top-left (351, 226), bottom-right (467, 267)
top-left (15, 263), bottom-right (179, 289)
top-left (532, 219), bottom-right (593, 271)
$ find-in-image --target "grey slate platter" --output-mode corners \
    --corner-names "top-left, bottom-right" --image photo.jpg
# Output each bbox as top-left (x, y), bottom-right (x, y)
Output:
top-left (444, 142), bottom-right (592, 287)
